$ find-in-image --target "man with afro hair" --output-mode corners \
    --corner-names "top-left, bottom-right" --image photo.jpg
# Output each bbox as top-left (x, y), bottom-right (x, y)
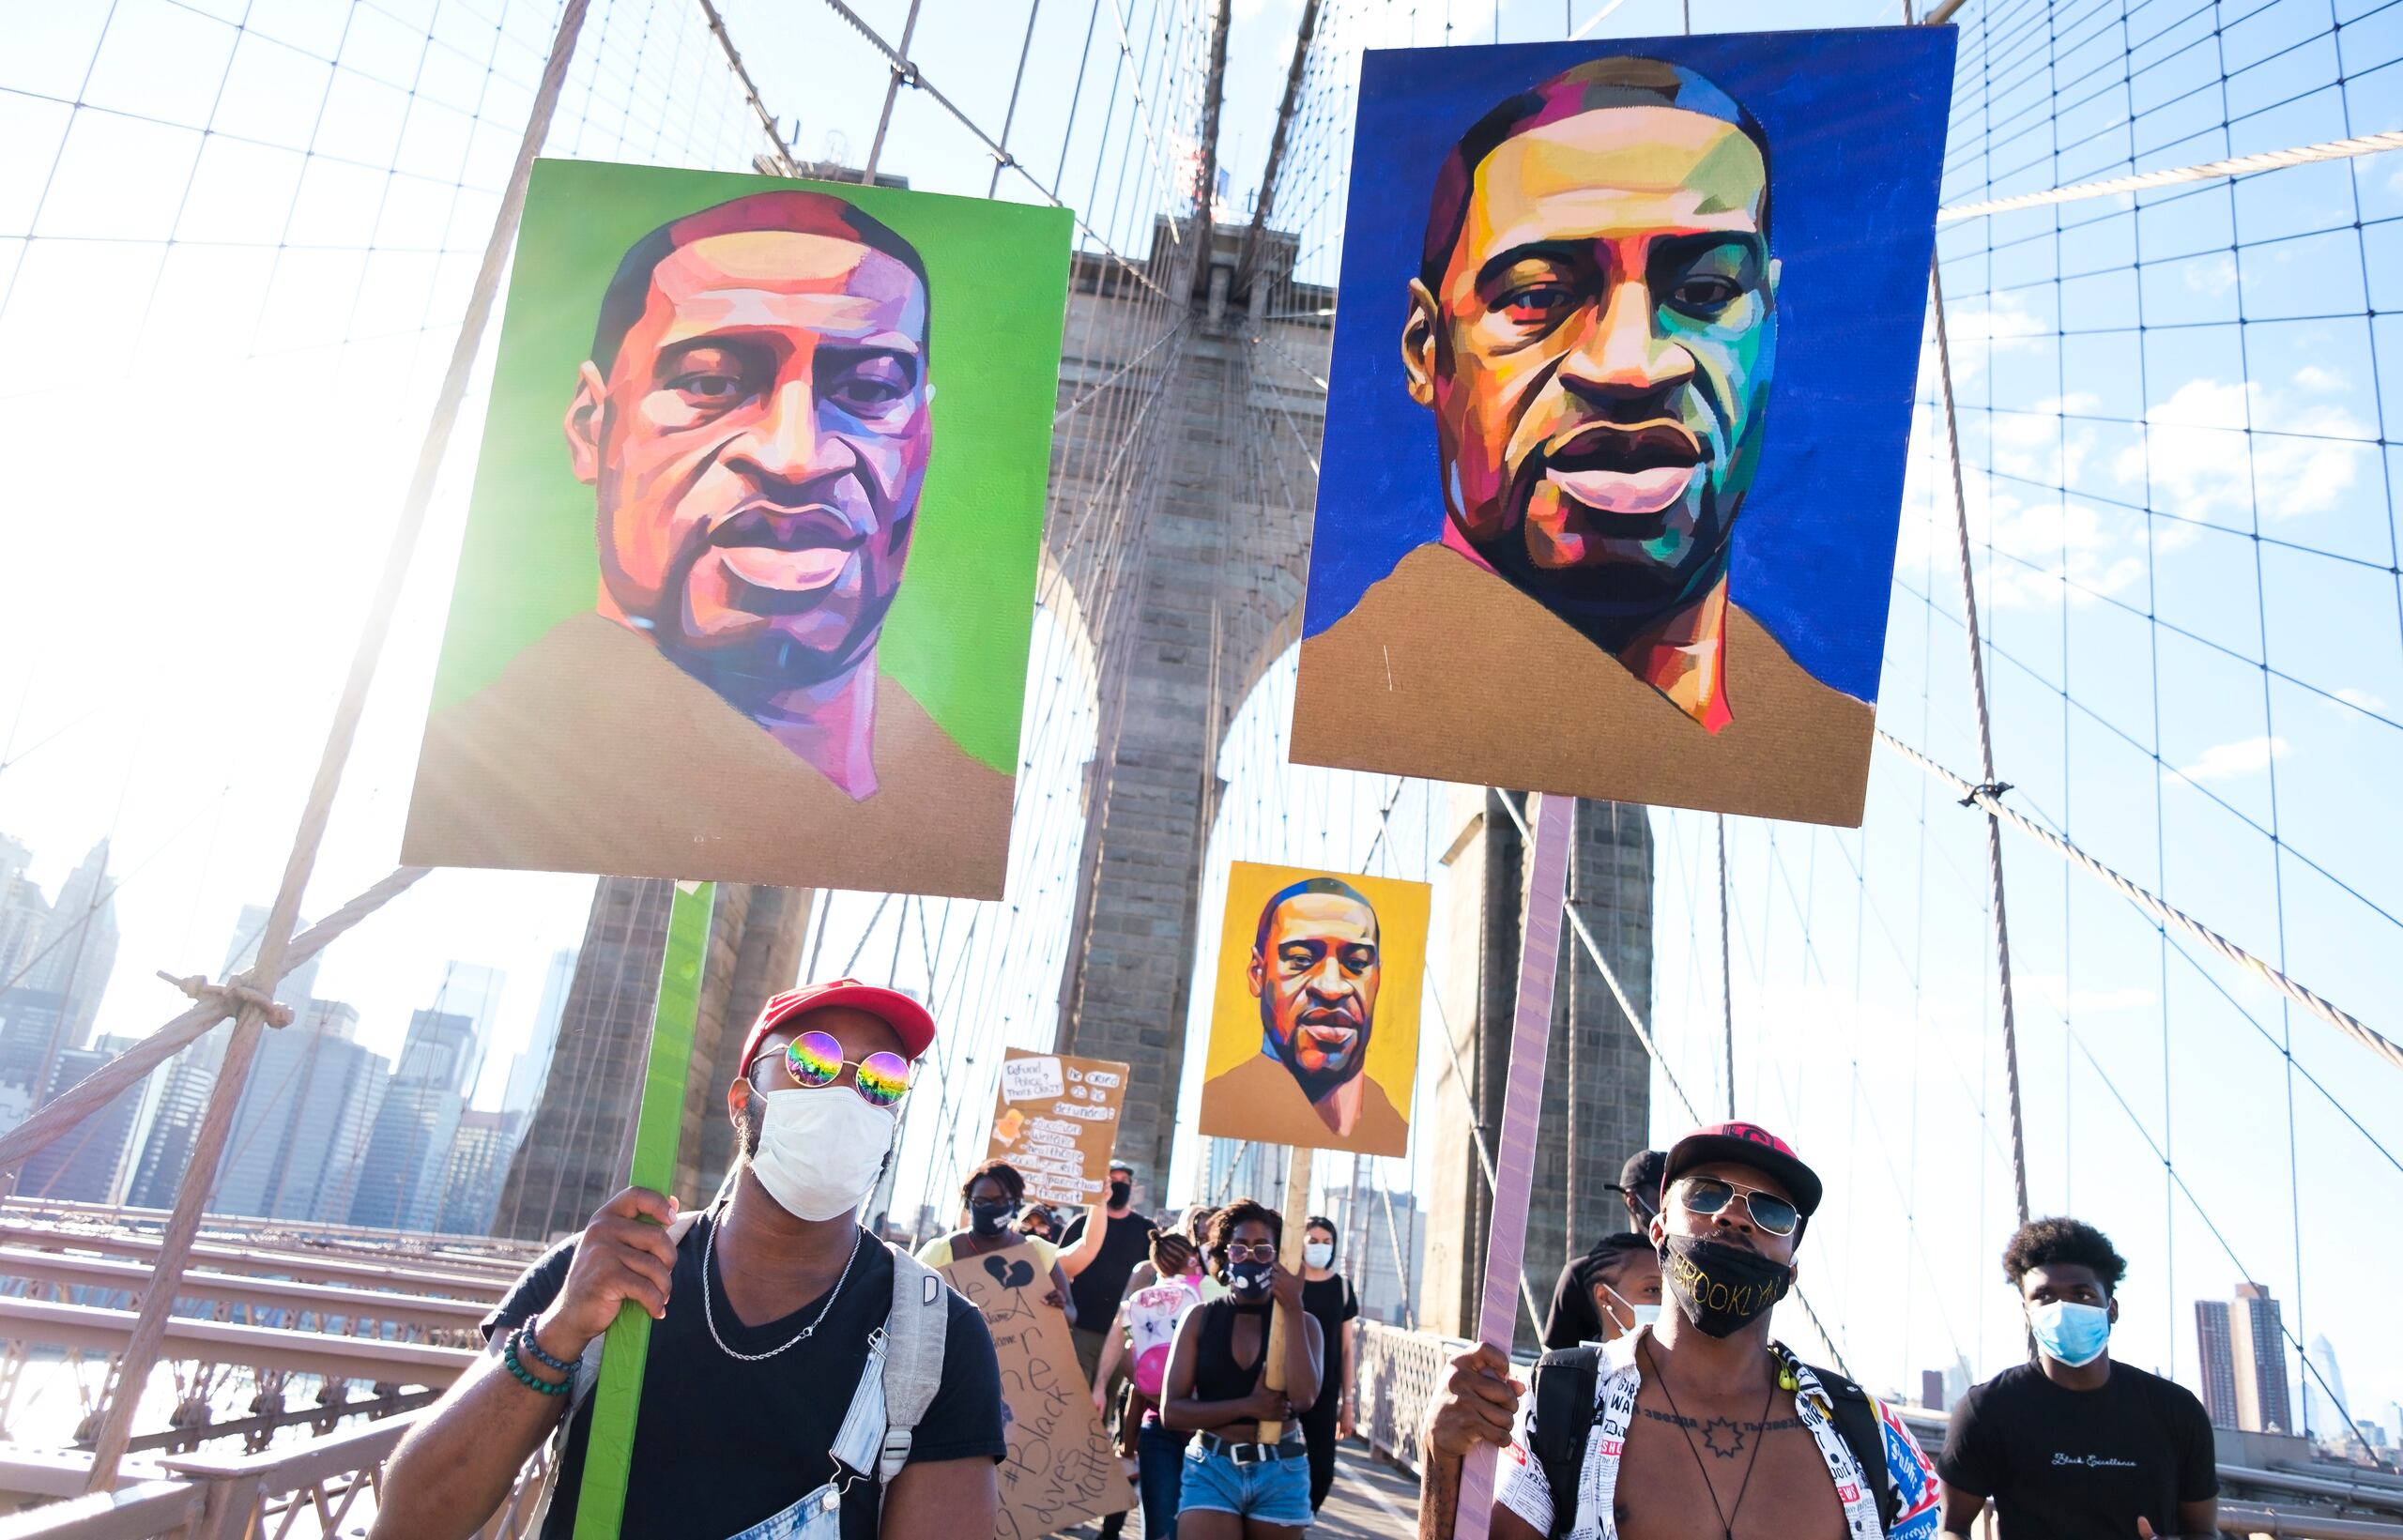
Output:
top-left (1938, 1216), bottom-right (2218, 1539)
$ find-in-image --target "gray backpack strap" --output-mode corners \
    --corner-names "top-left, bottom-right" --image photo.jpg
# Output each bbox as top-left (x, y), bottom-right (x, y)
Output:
top-left (877, 1243), bottom-right (950, 1484)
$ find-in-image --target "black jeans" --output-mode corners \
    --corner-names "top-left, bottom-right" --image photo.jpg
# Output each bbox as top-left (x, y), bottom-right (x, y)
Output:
top-left (1301, 1395), bottom-right (1339, 1511)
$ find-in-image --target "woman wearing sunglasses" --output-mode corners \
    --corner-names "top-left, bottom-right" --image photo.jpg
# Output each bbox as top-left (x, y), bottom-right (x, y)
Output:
top-left (1161, 1199), bottom-right (1325, 1538)
top-left (914, 1159), bottom-right (1079, 1320)
top-left (376, 979), bottom-right (1007, 1540)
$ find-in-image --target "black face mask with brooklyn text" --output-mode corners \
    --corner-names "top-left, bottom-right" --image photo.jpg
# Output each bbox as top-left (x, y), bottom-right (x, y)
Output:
top-left (969, 1198), bottom-right (1018, 1237)
top-left (1661, 1233), bottom-right (1793, 1337)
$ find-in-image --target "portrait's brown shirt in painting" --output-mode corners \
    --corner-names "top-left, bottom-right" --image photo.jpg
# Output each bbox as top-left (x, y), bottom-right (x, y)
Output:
top-left (1291, 543), bottom-right (1875, 827)
top-left (405, 611), bottom-right (1014, 897)
top-left (1199, 1050), bottom-right (1410, 1158)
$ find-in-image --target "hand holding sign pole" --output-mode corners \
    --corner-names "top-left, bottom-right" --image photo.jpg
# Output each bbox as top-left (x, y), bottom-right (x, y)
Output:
top-left (1451, 794), bottom-right (1574, 1540)
top-left (1255, 1148), bottom-right (1315, 1443)
top-left (572, 879), bottom-right (715, 1540)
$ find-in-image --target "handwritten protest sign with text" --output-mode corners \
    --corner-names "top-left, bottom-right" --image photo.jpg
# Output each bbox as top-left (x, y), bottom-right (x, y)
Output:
top-left (940, 1244), bottom-right (1132, 1538)
top-left (984, 1049), bottom-right (1129, 1208)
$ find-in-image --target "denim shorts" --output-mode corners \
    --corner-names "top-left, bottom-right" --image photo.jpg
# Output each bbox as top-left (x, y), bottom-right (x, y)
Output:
top-left (1178, 1440), bottom-right (1312, 1526)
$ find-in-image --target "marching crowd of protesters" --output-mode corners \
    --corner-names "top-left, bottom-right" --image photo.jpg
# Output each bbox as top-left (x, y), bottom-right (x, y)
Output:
top-left (373, 981), bottom-right (2226, 1540)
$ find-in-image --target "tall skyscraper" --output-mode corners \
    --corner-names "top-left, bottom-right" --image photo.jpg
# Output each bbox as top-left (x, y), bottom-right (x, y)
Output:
top-left (493, 880), bottom-right (810, 1240)
top-left (349, 1007), bottom-right (476, 1232)
top-left (1318, 1183), bottom-right (1424, 1326)
top-left (125, 905), bottom-right (322, 1210)
top-left (31, 841), bottom-right (117, 1051)
top-left (2196, 1299), bottom-right (2239, 1429)
top-left (436, 1109), bottom-right (521, 1234)
top-left (16, 1035), bottom-right (145, 1203)
top-left (0, 834), bottom-right (48, 983)
top-left (502, 948), bottom-right (575, 1118)
top-left (0, 840), bottom-right (119, 1101)
top-left (214, 1000), bottom-right (391, 1223)
top-left (2303, 1334), bottom-right (2349, 1441)
top-left (2198, 1283), bottom-right (2296, 1433)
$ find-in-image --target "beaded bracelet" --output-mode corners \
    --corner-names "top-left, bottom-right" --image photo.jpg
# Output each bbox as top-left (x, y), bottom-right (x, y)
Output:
top-left (518, 1321), bottom-right (577, 1376)
top-left (503, 1326), bottom-right (572, 1397)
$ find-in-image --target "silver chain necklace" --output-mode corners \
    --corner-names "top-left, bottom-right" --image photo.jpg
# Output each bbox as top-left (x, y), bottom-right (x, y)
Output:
top-left (701, 1215), bottom-right (864, 1363)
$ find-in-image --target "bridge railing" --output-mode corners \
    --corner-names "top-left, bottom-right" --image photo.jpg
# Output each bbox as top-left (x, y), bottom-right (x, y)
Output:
top-left (0, 1406), bottom-right (552, 1540)
top-left (1357, 1319), bottom-right (1484, 1478)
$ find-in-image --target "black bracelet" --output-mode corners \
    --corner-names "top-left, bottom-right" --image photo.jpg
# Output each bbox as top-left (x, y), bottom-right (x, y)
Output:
top-left (518, 1320), bottom-right (576, 1375)
top-left (503, 1326), bottom-right (572, 1397)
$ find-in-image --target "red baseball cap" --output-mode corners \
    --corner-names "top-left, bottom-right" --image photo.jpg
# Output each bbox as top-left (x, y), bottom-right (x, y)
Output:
top-left (736, 979), bottom-right (938, 1077)
top-left (1661, 1121), bottom-right (1823, 1218)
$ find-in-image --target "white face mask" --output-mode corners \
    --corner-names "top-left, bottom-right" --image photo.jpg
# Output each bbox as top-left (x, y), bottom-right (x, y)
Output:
top-left (747, 1084), bottom-right (895, 1222)
top-left (1304, 1243), bottom-right (1335, 1270)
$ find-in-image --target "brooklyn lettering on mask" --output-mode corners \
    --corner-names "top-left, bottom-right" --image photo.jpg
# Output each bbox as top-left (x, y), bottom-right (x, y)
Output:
top-left (1665, 1243), bottom-right (1787, 1318)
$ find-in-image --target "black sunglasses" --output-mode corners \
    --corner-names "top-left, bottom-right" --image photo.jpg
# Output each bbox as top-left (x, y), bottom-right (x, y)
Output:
top-left (1671, 1175), bottom-right (1801, 1237)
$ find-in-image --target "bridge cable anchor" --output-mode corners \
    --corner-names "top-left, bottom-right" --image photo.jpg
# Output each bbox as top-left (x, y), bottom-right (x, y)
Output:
top-left (153, 970), bottom-right (298, 1029)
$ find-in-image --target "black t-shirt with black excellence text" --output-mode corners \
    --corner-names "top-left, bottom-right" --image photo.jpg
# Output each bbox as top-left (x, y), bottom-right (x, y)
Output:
top-left (481, 1213), bottom-right (1004, 1540)
top-left (1936, 1361), bottom-right (2218, 1540)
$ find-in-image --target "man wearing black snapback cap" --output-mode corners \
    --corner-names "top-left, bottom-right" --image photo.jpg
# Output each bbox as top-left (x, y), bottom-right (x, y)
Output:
top-left (1422, 1121), bottom-right (1945, 1539)
top-left (376, 980), bottom-right (1004, 1540)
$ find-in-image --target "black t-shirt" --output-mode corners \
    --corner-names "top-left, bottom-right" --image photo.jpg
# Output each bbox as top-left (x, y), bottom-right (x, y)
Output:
top-left (1542, 1253), bottom-right (1605, 1349)
top-left (1937, 1361), bottom-right (2219, 1540)
top-left (482, 1213), bottom-right (1004, 1540)
top-left (1299, 1273), bottom-right (1358, 1429)
top-left (1061, 1208), bottom-right (1158, 1328)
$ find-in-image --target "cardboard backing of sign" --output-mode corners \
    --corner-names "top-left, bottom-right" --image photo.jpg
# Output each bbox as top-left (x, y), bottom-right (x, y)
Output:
top-left (939, 1243), bottom-right (1133, 1538)
top-left (983, 1049), bottom-right (1130, 1208)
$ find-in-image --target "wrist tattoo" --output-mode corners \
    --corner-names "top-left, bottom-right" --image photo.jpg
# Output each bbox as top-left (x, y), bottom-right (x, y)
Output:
top-left (1636, 1405), bottom-right (1806, 1457)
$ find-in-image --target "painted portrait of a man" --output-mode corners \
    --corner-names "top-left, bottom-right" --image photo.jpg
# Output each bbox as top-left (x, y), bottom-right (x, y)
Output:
top-left (1198, 864), bottom-right (1427, 1159)
top-left (1292, 32), bottom-right (1955, 827)
top-left (404, 163), bottom-right (1069, 896)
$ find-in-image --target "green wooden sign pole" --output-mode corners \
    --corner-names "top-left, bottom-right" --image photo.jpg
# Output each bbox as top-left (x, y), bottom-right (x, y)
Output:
top-left (571, 878), bottom-right (715, 1540)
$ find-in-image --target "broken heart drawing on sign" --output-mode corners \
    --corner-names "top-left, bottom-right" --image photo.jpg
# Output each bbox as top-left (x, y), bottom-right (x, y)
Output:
top-left (984, 1255), bottom-right (1037, 1290)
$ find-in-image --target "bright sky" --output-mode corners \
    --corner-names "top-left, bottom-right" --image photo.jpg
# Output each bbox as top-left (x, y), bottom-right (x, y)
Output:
top-left (1, 0), bottom-right (2397, 1434)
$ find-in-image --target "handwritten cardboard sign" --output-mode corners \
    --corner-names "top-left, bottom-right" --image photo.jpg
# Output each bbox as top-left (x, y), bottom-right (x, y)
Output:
top-left (940, 1243), bottom-right (1133, 1538)
top-left (984, 1048), bottom-right (1130, 1208)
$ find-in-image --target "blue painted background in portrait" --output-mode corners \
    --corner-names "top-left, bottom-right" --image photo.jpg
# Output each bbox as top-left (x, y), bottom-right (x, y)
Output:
top-left (1303, 26), bottom-right (1956, 706)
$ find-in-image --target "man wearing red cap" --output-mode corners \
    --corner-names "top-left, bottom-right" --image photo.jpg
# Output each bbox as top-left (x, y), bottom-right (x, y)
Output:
top-left (375, 980), bottom-right (1004, 1540)
top-left (1419, 1121), bottom-right (1943, 1540)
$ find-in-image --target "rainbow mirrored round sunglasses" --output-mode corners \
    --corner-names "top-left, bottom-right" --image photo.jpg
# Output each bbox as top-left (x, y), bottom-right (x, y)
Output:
top-left (779, 1029), bottom-right (912, 1110)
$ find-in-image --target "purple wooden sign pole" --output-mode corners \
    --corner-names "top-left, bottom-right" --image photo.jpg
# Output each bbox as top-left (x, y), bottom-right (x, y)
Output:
top-left (1453, 791), bottom-right (1576, 1540)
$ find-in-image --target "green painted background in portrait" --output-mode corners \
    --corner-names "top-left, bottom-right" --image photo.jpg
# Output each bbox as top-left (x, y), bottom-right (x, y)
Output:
top-left (426, 158), bottom-right (1070, 773)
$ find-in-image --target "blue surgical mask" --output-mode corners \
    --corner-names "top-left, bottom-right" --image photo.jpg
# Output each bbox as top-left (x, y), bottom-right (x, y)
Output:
top-left (2028, 1300), bottom-right (2112, 1367)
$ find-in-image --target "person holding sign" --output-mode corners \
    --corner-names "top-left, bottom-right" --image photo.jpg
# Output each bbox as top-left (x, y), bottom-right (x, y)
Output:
top-left (1417, 1122), bottom-right (1941, 1540)
top-left (374, 980), bottom-right (1004, 1540)
top-left (1062, 1160), bottom-right (1160, 1382)
top-left (1162, 1201), bottom-right (1325, 1537)
top-left (913, 1158), bottom-right (1086, 1323)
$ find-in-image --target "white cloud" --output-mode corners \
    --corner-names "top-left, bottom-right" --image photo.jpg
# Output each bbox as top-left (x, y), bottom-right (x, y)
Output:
top-left (2333, 686), bottom-right (2386, 715)
top-left (2170, 735), bottom-right (2293, 784)
top-left (2182, 252), bottom-right (2238, 297)
top-left (1929, 288), bottom-right (2045, 387)
top-left (2293, 365), bottom-right (2349, 393)
top-left (2113, 377), bottom-right (2372, 523)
